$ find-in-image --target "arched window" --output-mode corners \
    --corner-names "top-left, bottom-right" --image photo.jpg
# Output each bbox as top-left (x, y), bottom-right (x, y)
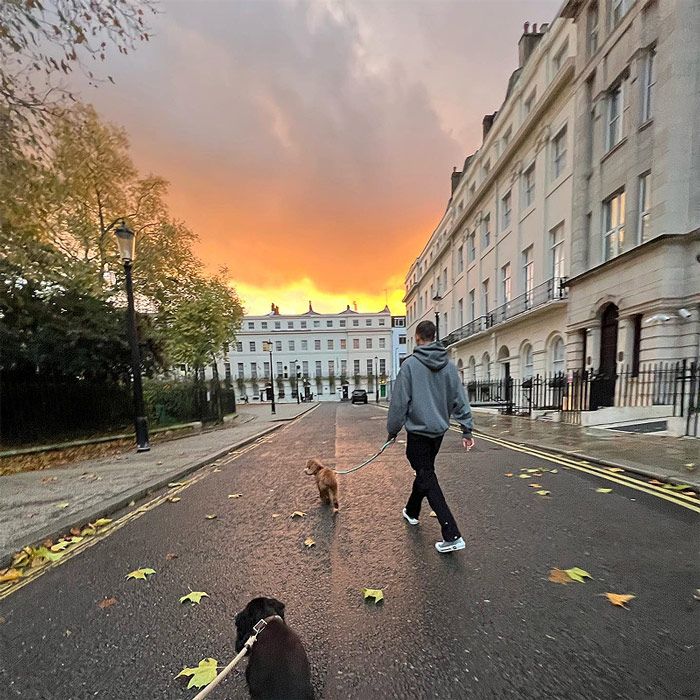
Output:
top-left (482, 352), bottom-right (491, 381)
top-left (457, 358), bottom-right (464, 385)
top-left (550, 336), bottom-right (565, 375)
top-left (522, 344), bottom-right (534, 378)
top-left (468, 356), bottom-right (476, 382)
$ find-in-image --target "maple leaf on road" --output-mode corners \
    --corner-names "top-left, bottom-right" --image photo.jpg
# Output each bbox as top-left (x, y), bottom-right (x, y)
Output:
top-left (180, 591), bottom-right (209, 605)
top-left (176, 658), bottom-right (219, 689)
top-left (304, 537), bottom-right (316, 547)
top-left (126, 568), bottom-right (156, 581)
top-left (362, 588), bottom-right (384, 604)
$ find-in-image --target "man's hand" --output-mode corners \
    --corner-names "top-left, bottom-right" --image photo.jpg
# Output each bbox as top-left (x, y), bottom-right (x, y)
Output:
top-left (463, 437), bottom-right (475, 451)
top-left (387, 434), bottom-right (397, 444)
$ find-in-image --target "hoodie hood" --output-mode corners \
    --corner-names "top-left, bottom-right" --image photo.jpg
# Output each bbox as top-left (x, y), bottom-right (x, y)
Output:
top-left (412, 341), bottom-right (449, 371)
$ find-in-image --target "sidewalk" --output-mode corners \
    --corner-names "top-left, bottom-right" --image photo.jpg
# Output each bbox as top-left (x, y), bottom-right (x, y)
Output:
top-left (0, 402), bottom-right (315, 565)
top-left (472, 410), bottom-right (699, 489)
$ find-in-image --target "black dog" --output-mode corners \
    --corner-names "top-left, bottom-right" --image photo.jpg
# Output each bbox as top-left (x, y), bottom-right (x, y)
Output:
top-left (234, 596), bottom-right (314, 700)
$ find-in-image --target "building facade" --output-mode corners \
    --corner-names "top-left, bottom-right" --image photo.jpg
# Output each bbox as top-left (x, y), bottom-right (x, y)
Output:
top-left (404, 16), bottom-right (576, 387)
top-left (216, 303), bottom-right (394, 402)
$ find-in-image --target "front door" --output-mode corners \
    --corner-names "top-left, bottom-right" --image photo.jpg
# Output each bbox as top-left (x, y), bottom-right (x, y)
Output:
top-left (593, 304), bottom-right (619, 408)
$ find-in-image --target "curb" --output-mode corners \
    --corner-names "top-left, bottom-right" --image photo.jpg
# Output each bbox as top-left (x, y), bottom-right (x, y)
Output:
top-left (0, 423), bottom-right (283, 568)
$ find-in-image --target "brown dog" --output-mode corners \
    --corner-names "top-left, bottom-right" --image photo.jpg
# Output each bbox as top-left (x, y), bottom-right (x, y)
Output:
top-left (304, 458), bottom-right (339, 512)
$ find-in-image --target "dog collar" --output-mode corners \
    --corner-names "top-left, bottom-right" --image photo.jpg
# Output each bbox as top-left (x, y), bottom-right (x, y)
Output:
top-left (253, 614), bottom-right (283, 636)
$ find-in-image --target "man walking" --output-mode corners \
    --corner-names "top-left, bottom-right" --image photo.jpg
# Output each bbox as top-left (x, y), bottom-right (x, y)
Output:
top-left (387, 320), bottom-right (474, 553)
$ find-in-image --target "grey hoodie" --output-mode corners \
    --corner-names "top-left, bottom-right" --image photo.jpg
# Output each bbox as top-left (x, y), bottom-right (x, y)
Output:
top-left (387, 342), bottom-right (473, 438)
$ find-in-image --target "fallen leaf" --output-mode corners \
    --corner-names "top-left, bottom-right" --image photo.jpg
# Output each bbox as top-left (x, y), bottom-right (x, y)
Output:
top-left (126, 567), bottom-right (156, 581)
top-left (662, 483), bottom-right (693, 491)
top-left (70, 527), bottom-right (81, 536)
top-left (564, 567), bottom-right (592, 583)
top-left (606, 468), bottom-right (624, 473)
top-left (429, 511), bottom-right (437, 517)
top-left (167, 496), bottom-right (181, 503)
top-left (0, 616), bottom-right (6, 624)
top-left (179, 591), bottom-right (209, 605)
top-left (228, 493), bottom-right (242, 499)
top-left (518, 474), bottom-right (531, 479)
top-left (603, 592), bottom-right (635, 608)
top-left (272, 513), bottom-right (281, 518)
top-left (526, 468), bottom-right (541, 474)
top-left (0, 568), bottom-right (22, 584)
top-left (204, 514), bottom-right (217, 520)
top-left (684, 462), bottom-right (696, 471)
top-left (41, 476), bottom-right (58, 484)
top-left (50, 541), bottom-right (71, 552)
top-left (128, 500), bottom-right (136, 507)
top-left (504, 472), bottom-right (514, 477)
top-left (98, 597), bottom-right (117, 609)
top-left (648, 479), bottom-right (664, 485)
top-left (304, 537), bottom-right (316, 547)
top-left (549, 469), bottom-right (558, 474)
top-left (81, 526), bottom-right (96, 536)
top-left (536, 490), bottom-right (551, 497)
top-left (168, 482), bottom-right (185, 488)
top-left (362, 588), bottom-right (384, 604)
top-left (291, 511), bottom-right (306, 518)
top-left (213, 467), bottom-right (222, 473)
top-left (548, 568), bottom-right (571, 584)
top-left (157, 461), bottom-right (163, 466)
top-left (176, 658), bottom-right (219, 690)
top-left (528, 483), bottom-right (543, 489)
top-left (683, 491), bottom-right (696, 497)
top-left (57, 502), bottom-right (70, 509)
top-left (92, 518), bottom-right (112, 528)
top-left (166, 552), bottom-right (178, 560)
top-left (596, 488), bottom-right (613, 494)
top-left (34, 546), bottom-right (65, 562)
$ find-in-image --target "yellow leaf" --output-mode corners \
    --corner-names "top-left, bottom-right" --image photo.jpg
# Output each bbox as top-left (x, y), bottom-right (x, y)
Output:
top-left (549, 469), bottom-right (558, 474)
top-left (57, 502), bottom-right (70, 509)
top-left (167, 496), bottom-right (181, 503)
top-left (91, 518), bottom-right (112, 528)
top-left (204, 514), bottom-right (217, 520)
top-left (604, 592), bottom-right (635, 608)
top-left (362, 588), bottom-right (384, 604)
top-left (176, 658), bottom-right (219, 690)
top-left (526, 469), bottom-right (541, 474)
top-left (429, 511), bottom-right (437, 517)
top-left (536, 490), bottom-right (551, 496)
top-left (564, 567), bottom-right (592, 583)
top-left (528, 483), bottom-right (543, 489)
top-left (596, 488), bottom-right (612, 494)
top-left (518, 474), bottom-right (531, 479)
top-left (179, 591), bottom-right (209, 605)
top-left (168, 482), bottom-right (186, 488)
top-left (606, 467), bottom-right (624, 473)
top-left (227, 493), bottom-right (242, 499)
top-left (213, 467), bottom-right (222, 473)
top-left (548, 568), bottom-right (571, 585)
top-left (0, 568), bottom-right (22, 584)
top-left (81, 526), bottom-right (97, 536)
top-left (304, 537), bottom-right (316, 547)
top-left (126, 567), bottom-right (156, 581)
top-left (291, 511), bottom-right (306, 518)
top-left (504, 473), bottom-right (514, 477)
top-left (648, 479), bottom-right (664, 485)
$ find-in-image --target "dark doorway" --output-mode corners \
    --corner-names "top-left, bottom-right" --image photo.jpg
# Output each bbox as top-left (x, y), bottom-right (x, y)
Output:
top-left (591, 304), bottom-right (618, 408)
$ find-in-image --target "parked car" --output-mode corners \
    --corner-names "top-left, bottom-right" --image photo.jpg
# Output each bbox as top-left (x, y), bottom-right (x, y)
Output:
top-left (351, 389), bottom-right (368, 404)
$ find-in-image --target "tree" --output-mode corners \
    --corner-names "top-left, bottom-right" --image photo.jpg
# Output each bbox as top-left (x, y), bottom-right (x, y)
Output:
top-left (164, 271), bottom-right (244, 422)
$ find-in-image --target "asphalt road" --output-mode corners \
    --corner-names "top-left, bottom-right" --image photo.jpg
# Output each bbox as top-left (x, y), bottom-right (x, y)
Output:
top-left (1, 403), bottom-right (698, 699)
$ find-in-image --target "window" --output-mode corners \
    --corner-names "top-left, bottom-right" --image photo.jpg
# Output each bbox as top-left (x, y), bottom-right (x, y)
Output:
top-left (611, 0), bottom-right (629, 27)
top-left (552, 126), bottom-right (567, 179)
top-left (339, 319), bottom-right (346, 327)
top-left (642, 48), bottom-right (656, 122)
top-left (523, 247), bottom-right (534, 306)
top-left (302, 361), bottom-right (309, 376)
top-left (522, 165), bottom-right (535, 208)
top-left (522, 344), bottom-right (534, 379)
top-left (458, 298), bottom-right (464, 327)
top-left (524, 90), bottom-right (536, 116)
top-left (276, 361), bottom-right (283, 376)
top-left (236, 342), bottom-right (243, 353)
top-left (353, 338), bottom-right (360, 349)
top-left (251, 363), bottom-right (258, 379)
top-left (501, 191), bottom-right (512, 229)
top-left (399, 336), bottom-right (407, 345)
top-left (501, 263), bottom-right (512, 304)
top-left (442, 267), bottom-right (448, 291)
top-left (326, 320), bottom-right (333, 327)
top-left (394, 317), bottom-right (405, 327)
top-left (237, 362), bottom-right (244, 379)
top-left (482, 352), bottom-right (491, 381)
top-left (249, 341), bottom-right (256, 352)
top-left (379, 359), bottom-right (386, 375)
top-left (274, 321), bottom-right (281, 330)
top-left (247, 322), bottom-right (254, 330)
top-left (315, 361), bottom-right (322, 377)
top-left (314, 339), bottom-right (321, 350)
top-left (456, 245), bottom-right (464, 274)
top-left (552, 40), bottom-right (568, 73)
top-left (340, 339), bottom-right (347, 350)
top-left (607, 83), bottom-right (623, 150)
top-left (587, 3), bottom-right (599, 55)
top-left (301, 320), bottom-right (307, 329)
top-left (289, 340), bottom-right (295, 351)
top-left (502, 126), bottom-right (512, 149)
top-left (367, 360), bottom-right (373, 376)
top-left (301, 339), bottom-right (308, 351)
top-left (273, 340), bottom-right (281, 352)
top-left (328, 360), bottom-right (335, 377)
top-left (341, 359), bottom-right (347, 376)
top-left (482, 279), bottom-right (490, 314)
top-left (550, 223), bottom-right (565, 281)
top-left (287, 321), bottom-right (294, 329)
top-left (379, 337), bottom-right (386, 349)
top-left (313, 320), bottom-right (320, 328)
top-left (638, 172), bottom-right (651, 243)
top-left (467, 232), bottom-right (476, 262)
top-left (469, 290), bottom-right (475, 320)
top-left (482, 214), bottom-right (491, 247)
top-left (550, 337), bottom-right (565, 375)
top-left (365, 319), bottom-right (372, 326)
top-left (327, 339), bottom-right (334, 350)
top-left (353, 359), bottom-right (360, 376)
top-left (366, 338), bottom-right (373, 349)
top-left (483, 159), bottom-right (491, 176)
top-left (379, 318), bottom-right (386, 326)
top-left (261, 321), bottom-right (268, 330)
top-left (603, 190), bottom-right (626, 260)
top-left (631, 314), bottom-right (643, 376)
top-left (352, 319), bottom-right (359, 327)
top-left (263, 361), bottom-right (270, 378)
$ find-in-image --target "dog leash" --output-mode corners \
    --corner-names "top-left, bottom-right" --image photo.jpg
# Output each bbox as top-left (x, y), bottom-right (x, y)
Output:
top-left (330, 438), bottom-right (396, 475)
top-left (190, 617), bottom-right (272, 700)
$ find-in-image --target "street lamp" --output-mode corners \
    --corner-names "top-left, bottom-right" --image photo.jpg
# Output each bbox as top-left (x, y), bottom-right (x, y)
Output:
top-left (291, 359), bottom-right (300, 404)
top-left (263, 340), bottom-right (276, 415)
top-left (374, 355), bottom-right (379, 403)
top-left (114, 220), bottom-right (150, 452)
top-left (433, 294), bottom-right (443, 341)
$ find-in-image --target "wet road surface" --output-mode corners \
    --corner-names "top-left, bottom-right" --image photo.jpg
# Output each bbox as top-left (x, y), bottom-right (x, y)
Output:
top-left (1, 403), bottom-right (697, 699)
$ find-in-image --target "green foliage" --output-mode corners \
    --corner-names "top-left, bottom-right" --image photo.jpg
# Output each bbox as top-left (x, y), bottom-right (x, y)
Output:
top-left (143, 379), bottom-right (204, 425)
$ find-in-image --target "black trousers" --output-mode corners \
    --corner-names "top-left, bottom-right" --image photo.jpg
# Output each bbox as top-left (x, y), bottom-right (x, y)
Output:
top-left (405, 432), bottom-right (461, 541)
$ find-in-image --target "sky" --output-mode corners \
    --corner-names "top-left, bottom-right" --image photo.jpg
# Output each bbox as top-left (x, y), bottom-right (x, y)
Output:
top-left (75, 0), bottom-right (560, 315)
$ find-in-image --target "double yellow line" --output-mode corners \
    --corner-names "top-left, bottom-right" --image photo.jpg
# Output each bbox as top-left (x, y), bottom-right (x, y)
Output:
top-left (455, 427), bottom-right (700, 514)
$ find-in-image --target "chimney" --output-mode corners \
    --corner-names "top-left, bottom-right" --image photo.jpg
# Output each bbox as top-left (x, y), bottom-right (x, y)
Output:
top-left (353, 300), bottom-right (358, 311)
top-left (482, 111), bottom-right (498, 139)
top-left (518, 21), bottom-right (544, 67)
top-left (308, 300), bottom-right (313, 312)
top-left (346, 304), bottom-right (351, 311)
top-left (451, 166), bottom-right (462, 194)
top-left (271, 302), bottom-right (275, 313)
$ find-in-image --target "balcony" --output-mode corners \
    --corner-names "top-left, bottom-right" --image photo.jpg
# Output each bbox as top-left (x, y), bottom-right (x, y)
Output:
top-left (441, 277), bottom-right (567, 347)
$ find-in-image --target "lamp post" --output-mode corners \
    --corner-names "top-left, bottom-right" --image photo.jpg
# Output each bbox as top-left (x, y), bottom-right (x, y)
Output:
top-left (374, 355), bottom-right (379, 403)
top-left (433, 293), bottom-right (443, 341)
top-left (263, 340), bottom-right (276, 415)
top-left (114, 220), bottom-right (150, 452)
top-left (291, 359), bottom-right (300, 404)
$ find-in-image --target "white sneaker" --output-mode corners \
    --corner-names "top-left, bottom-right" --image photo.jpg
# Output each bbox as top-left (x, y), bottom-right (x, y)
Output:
top-left (435, 537), bottom-right (465, 553)
top-left (402, 508), bottom-right (419, 526)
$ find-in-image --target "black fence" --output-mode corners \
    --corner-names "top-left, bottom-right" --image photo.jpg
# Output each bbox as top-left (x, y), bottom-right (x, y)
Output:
top-left (674, 359), bottom-right (699, 437)
top-left (1, 379), bottom-right (237, 447)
